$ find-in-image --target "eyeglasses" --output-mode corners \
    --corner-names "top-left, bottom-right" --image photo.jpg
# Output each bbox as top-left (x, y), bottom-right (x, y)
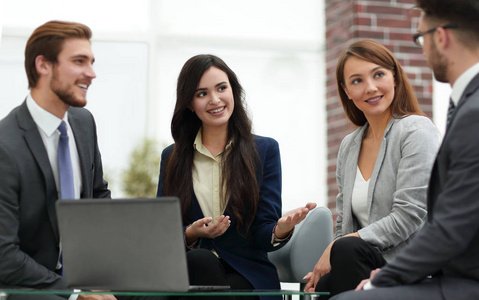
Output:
top-left (413, 24), bottom-right (457, 47)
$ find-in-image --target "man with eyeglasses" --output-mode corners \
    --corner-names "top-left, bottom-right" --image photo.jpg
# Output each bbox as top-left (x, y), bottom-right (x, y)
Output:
top-left (332, 0), bottom-right (479, 299)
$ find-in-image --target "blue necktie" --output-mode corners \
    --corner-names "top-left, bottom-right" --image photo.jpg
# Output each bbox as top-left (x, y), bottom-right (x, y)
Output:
top-left (58, 121), bottom-right (74, 199)
top-left (58, 121), bottom-right (74, 276)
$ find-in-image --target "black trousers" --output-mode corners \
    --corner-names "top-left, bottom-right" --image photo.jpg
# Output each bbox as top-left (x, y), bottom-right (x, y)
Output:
top-left (315, 236), bottom-right (387, 299)
top-left (173, 248), bottom-right (257, 300)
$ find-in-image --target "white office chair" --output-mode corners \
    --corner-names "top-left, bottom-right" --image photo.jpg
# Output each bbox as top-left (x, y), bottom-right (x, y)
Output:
top-left (268, 206), bottom-right (334, 299)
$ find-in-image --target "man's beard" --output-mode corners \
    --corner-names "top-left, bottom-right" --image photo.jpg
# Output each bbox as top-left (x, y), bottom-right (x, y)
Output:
top-left (50, 68), bottom-right (87, 108)
top-left (429, 38), bottom-right (449, 83)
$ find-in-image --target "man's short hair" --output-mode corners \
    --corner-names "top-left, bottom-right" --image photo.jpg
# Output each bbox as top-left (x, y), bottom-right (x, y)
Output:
top-left (416, 0), bottom-right (479, 49)
top-left (25, 20), bottom-right (92, 89)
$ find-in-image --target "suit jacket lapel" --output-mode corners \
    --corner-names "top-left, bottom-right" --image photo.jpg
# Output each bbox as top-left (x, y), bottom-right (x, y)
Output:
top-left (17, 102), bottom-right (60, 241)
top-left (68, 110), bottom-right (89, 197)
top-left (367, 117), bottom-right (395, 216)
top-left (342, 126), bottom-right (365, 231)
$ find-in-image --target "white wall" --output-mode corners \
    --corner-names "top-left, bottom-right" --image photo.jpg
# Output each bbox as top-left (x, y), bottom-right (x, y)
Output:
top-left (0, 0), bottom-right (327, 212)
top-left (0, 0), bottom-right (3, 48)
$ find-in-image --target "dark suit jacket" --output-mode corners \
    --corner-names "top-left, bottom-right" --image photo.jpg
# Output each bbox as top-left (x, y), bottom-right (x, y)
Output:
top-left (0, 101), bottom-right (110, 290)
top-left (157, 135), bottom-right (284, 294)
top-left (372, 73), bottom-right (479, 298)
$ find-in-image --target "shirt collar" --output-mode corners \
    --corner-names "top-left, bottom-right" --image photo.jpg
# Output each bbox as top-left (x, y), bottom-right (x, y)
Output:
top-left (26, 93), bottom-right (68, 137)
top-left (450, 62), bottom-right (479, 106)
top-left (193, 128), bottom-right (232, 158)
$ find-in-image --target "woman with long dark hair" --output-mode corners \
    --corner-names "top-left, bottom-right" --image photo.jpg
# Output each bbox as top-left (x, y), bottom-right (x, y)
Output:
top-left (157, 54), bottom-right (315, 299)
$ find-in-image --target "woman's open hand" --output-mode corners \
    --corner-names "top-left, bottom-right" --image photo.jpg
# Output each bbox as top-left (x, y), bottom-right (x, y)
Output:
top-left (185, 215), bottom-right (231, 245)
top-left (275, 202), bottom-right (317, 239)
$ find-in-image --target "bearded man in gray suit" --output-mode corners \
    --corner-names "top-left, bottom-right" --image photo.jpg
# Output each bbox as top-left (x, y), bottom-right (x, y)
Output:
top-left (0, 21), bottom-right (114, 300)
top-left (333, 0), bottom-right (479, 299)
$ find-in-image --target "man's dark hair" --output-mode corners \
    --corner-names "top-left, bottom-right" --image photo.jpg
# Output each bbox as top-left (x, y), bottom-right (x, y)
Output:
top-left (416, 0), bottom-right (479, 48)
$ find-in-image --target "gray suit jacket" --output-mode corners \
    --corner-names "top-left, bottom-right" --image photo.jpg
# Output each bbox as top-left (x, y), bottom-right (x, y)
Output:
top-left (372, 73), bottom-right (479, 299)
top-left (335, 115), bottom-right (439, 262)
top-left (0, 101), bottom-right (110, 290)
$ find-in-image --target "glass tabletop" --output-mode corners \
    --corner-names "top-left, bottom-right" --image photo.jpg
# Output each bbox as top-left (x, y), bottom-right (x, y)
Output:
top-left (0, 289), bottom-right (329, 297)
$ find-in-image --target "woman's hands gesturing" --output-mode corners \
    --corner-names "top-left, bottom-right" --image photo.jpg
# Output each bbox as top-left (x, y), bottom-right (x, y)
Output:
top-left (185, 215), bottom-right (231, 245)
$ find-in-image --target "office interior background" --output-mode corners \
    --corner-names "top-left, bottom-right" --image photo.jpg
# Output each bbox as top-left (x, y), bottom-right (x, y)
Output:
top-left (0, 0), bottom-right (326, 213)
top-left (0, 0), bottom-right (451, 212)
top-left (0, 0), bottom-right (455, 296)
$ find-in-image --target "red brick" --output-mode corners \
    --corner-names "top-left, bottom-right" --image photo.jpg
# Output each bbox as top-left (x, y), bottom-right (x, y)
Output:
top-left (355, 3), bottom-right (364, 13)
top-left (356, 29), bottom-right (385, 39)
top-left (377, 17), bottom-right (411, 28)
top-left (390, 32), bottom-right (417, 42)
top-left (422, 72), bottom-right (433, 81)
top-left (406, 72), bottom-right (417, 80)
top-left (327, 177), bottom-right (337, 186)
top-left (409, 58), bottom-right (430, 68)
top-left (408, 8), bottom-right (421, 18)
top-left (399, 44), bottom-right (423, 54)
top-left (357, 17), bottom-right (373, 26)
top-left (364, 5), bottom-right (406, 15)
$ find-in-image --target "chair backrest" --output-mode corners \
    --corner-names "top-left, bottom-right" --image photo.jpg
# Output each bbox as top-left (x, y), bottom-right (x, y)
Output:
top-left (268, 206), bottom-right (333, 283)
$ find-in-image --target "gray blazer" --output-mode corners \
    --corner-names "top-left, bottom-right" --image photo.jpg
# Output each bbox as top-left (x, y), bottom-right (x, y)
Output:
top-left (335, 115), bottom-right (440, 262)
top-left (372, 73), bottom-right (479, 299)
top-left (0, 101), bottom-right (110, 290)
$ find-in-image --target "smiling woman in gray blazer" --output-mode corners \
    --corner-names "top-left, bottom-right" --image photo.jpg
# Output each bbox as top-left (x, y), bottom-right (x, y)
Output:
top-left (304, 40), bottom-right (440, 298)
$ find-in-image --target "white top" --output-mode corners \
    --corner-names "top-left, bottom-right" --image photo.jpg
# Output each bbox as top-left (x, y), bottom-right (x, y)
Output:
top-left (351, 166), bottom-right (370, 228)
top-left (26, 94), bottom-right (82, 200)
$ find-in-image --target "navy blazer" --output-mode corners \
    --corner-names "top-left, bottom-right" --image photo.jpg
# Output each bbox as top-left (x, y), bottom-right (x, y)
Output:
top-left (372, 73), bottom-right (479, 298)
top-left (157, 135), bottom-right (284, 294)
top-left (0, 101), bottom-right (110, 290)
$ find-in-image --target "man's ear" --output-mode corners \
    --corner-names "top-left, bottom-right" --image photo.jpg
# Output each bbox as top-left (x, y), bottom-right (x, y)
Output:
top-left (35, 55), bottom-right (52, 76)
top-left (434, 26), bottom-right (451, 51)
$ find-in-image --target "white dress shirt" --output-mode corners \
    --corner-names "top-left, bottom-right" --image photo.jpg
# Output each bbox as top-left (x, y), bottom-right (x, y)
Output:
top-left (450, 62), bottom-right (479, 105)
top-left (26, 94), bottom-right (82, 200)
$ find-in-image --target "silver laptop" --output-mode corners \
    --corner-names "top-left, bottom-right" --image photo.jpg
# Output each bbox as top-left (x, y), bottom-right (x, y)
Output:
top-left (56, 197), bottom-right (227, 292)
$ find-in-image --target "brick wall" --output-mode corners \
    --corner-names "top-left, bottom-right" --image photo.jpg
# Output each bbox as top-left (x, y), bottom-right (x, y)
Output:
top-left (325, 0), bottom-right (433, 219)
